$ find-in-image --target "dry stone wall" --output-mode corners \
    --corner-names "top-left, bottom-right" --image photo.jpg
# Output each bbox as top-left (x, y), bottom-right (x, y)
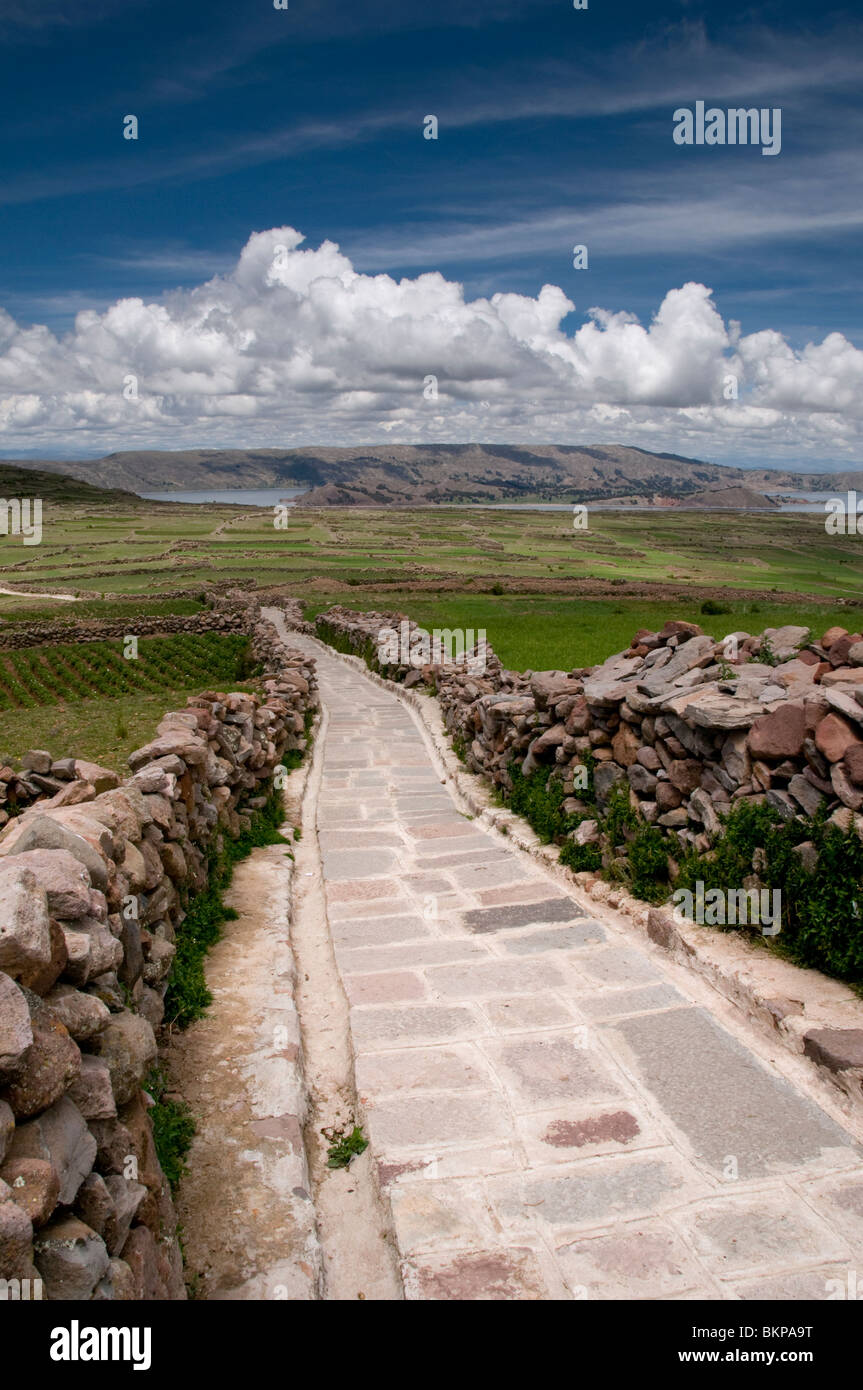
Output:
top-left (0, 601), bottom-right (317, 1299)
top-left (315, 606), bottom-right (863, 853)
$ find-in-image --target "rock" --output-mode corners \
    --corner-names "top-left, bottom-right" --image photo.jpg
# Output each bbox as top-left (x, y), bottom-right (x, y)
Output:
top-left (611, 723), bottom-right (640, 767)
top-left (8, 1095), bottom-right (96, 1206)
top-left (688, 788), bottom-right (721, 835)
top-left (658, 808), bottom-right (688, 828)
top-left (1, 995), bottom-right (81, 1120)
top-left (529, 672), bottom-right (582, 711)
top-left (74, 1171), bottom-right (113, 1237)
top-left (803, 1029), bottom-right (863, 1072)
top-left (0, 817), bottom-right (108, 891)
top-left (843, 744), bottom-right (863, 787)
top-left (120, 1223), bottom-right (166, 1300)
top-left (593, 761), bottom-right (626, 805)
top-left (21, 750), bottom-right (52, 775)
top-left (0, 1158), bottom-right (59, 1227)
top-left (66, 1055), bottom-right (117, 1121)
top-left (638, 636), bottom-right (715, 697)
top-left (667, 759), bottom-right (702, 794)
top-left (655, 781), bottom-right (683, 812)
top-left (0, 864), bottom-right (52, 983)
top-left (761, 625), bottom-right (810, 661)
top-left (73, 761), bottom-right (120, 795)
top-left (92, 1256), bottom-right (137, 1300)
top-left (572, 820), bottom-right (600, 846)
top-left (787, 774), bottom-right (826, 817)
top-left (747, 703), bottom-right (807, 760)
top-left (103, 1176), bottom-right (147, 1255)
top-left (4, 850), bottom-right (91, 919)
top-left (0, 1100), bottom-right (13, 1164)
top-left (828, 632), bottom-right (863, 667)
top-left (830, 762), bottom-right (863, 811)
top-left (33, 1215), bottom-right (109, 1299)
top-left (815, 712), bottom-right (861, 763)
top-left (92, 1013), bottom-right (157, 1106)
top-left (821, 626), bottom-right (847, 650)
top-left (847, 642), bottom-right (863, 666)
top-left (0, 973), bottom-right (33, 1074)
top-left (20, 918), bottom-right (68, 997)
top-left (42, 984), bottom-right (109, 1041)
top-left (627, 764), bottom-right (657, 795)
top-left (529, 723), bottom-right (566, 757)
top-left (823, 686), bottom-right (863, 727)
top-left (0, 1193), bottom-right (33, 1278)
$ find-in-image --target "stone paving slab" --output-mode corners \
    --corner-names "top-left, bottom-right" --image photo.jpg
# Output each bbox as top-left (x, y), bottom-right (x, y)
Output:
top-left (290, 630), bottom-right (863, 1301)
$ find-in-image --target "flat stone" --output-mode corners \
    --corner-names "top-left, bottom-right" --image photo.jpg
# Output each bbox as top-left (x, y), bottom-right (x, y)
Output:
top-left (556, 1219), bottom-right (705, 1299)
top-left (350, 1004), bottom-right (481, 1049)
top-left (803, 1029), bottom-right (863, 1072)
top-left (403, 1246), bottom-right (551, 1301)
top-left (426, 959), bottom-right (566, 998)
top-left (502, 923), bottom-right (607, 954)
top-left (481, 1034), bottom-right (622, 1111)
top-left (680, 1193), bottom-right (847, 1277)
top-left (461, 898), bottom-right (585, 935)
top-left (611, 1008), bottom-right (857, 1178)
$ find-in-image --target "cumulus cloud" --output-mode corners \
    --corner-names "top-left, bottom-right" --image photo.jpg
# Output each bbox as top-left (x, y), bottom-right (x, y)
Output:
top-left (0, 225), bottom-right (860, 464)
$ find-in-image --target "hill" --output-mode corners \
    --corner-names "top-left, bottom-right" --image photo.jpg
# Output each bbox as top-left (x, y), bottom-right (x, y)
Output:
top-left (0, 461), bottom-right (142, 507)
top-left (0, 444), bottom-right (837, 506)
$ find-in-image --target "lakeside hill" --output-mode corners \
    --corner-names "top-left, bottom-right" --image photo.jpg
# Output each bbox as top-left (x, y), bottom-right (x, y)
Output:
top-left (0, 461), bottom-right (142, 507)
top-left (0, 444), bottom-right (850, 506)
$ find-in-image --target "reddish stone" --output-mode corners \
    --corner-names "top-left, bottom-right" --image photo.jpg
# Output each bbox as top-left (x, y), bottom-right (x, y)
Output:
top-left (843, 744), bottom-right (863, 787)
top-left (747, 703), bottom-right (807, 760)
top-left (821, 626), bottom-right (848, 650)
top-left (815, 713), bottom-right (862, 764)
top-left (828, 633), bottom-right (863, 668)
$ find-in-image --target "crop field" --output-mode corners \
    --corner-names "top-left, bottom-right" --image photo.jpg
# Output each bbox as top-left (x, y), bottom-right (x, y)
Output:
top-left (0, 633), bottom-right (257, 771)
top-left (0, 496), bottom-right (861, 673)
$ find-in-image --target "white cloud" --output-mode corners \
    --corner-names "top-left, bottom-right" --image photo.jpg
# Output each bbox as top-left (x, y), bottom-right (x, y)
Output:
top-left (0, 225), bottom-right (860, 464)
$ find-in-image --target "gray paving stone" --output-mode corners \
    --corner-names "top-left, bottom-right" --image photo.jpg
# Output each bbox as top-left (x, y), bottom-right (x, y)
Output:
top-left (555, 1219), bottom-right (707, 1300)
top-left (427, 959), bottom-right (567, 998)
top-left (578, 984), bottom-right (690, 1019)
top-left (367, 1092), bottom-right (510, 1149)
top-left (331, 915), bottom-right (432, 948)
top-left (462, 898), bottom-right (587, 934)
top-left (350, 1004), bottom-right (483, 1048)
top-left (481, 1033), bottom-right (624, 1110)
top-left (489, 1154), bottom-right (692, 1234)
top-left (322, 849), bottom-right (402, 879)
top-left (610, 1008), bottom-right (859, 1178)
top-left (570, 946), bottom-right (662, 987)
top-left (502, 923), bottom-right (608, 954)
top-left (677, 1193), bottom-right (849, 1277)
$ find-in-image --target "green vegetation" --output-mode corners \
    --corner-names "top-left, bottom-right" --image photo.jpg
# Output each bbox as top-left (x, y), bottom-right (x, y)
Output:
top-left (324, 1124), bottom-right (369, 1169)
top-left (0, 632), bottom-right (253, 711)
top-left (145, 1065), bottom-right (196, 1193)
top-left (164, 784), bottom-right (290, 1029)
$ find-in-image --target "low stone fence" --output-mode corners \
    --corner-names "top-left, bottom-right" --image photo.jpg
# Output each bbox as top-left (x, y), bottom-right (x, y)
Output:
top-left (0, 610), bottom-right (244, 652)
top-left (314, 605), bottom-right (863, 853)
top-left (0, 602), bottom-right (317, 1300)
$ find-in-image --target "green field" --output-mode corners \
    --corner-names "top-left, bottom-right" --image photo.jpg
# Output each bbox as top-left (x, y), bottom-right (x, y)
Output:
top-left (0, 633), bottom-right (257, 772)
top-left (0, 497), bottom-right (861, 672)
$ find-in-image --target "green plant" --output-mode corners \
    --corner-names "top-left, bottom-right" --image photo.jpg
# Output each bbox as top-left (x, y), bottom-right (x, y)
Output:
top-left (701, 599), bottom-right (731, 615)
top-left (324, 1124), bottom-right (368, 1169)
top-left (145, 1066), bottom-right (195, 1193)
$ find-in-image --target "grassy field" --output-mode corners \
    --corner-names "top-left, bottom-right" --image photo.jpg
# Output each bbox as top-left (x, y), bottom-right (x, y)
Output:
top-left (0, 496), bottom-right (860, 672)
top-left (0, 633), bottom-right (258, 772)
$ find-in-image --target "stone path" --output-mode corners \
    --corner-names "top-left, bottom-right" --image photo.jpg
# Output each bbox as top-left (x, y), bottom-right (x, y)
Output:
top-left (289, 631), bottom-right (863, 1301)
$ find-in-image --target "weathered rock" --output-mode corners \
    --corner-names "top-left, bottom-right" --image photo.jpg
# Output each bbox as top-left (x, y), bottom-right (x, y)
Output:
top-left (103, 1176), bottom-right (147, 1255)
top-left (92, 1255), bottom-right (137, 1300)
top-left (8, 1095), bottom-right (96, 1205)
top-left (67, 1054), bottom-right (117, 1121)
top-left (0, 1100), bottom-right (13, 1164)
top-left (0, 973), bottom-right (33, 1073)
top-left (42, 984), bottom-right (109, 1041)
top-left (0, 1193), bottom-right (33, 1278)
top-left (0, 864), bottom-right (52, 983)
top-left (0, 816), bottom-right (108, 890)
top-left (34, 1215), bottom-right (109, 1299)
top-left (0, 1157), bottom-right (60, 1227)
top-left (73, 761), bottom-right (120, 794)
top-left (92, 1013), bottom-right (157, 1106)
top-left (815, 712), bottom-right (861, 763)
top-left (1, 995), bottom-right (81, 1119)
top-left (667, 759), bottom-right (702, 794)
top-left (4, 849), bottom-right (91, 919)
top-left (747, 703), bottom-right (807, 760)
top-left (803, 1029), bottom-right (863, 1072)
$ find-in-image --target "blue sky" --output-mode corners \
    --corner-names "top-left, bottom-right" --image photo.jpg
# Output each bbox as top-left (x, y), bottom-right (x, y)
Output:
top-left (0, 0), bottom-right (860, 467)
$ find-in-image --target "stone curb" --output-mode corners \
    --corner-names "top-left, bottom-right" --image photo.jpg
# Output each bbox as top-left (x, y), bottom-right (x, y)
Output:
top-left (310, 637), bottom-right (863, 1123)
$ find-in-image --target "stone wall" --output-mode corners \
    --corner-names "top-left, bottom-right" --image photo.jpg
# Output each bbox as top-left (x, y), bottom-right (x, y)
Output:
top-left (0, 608), bottom-right (244, 652)
top-left (0, 603), bottom-right (317, 1299)
top-left (314, 606), bottom-right (863, 855)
